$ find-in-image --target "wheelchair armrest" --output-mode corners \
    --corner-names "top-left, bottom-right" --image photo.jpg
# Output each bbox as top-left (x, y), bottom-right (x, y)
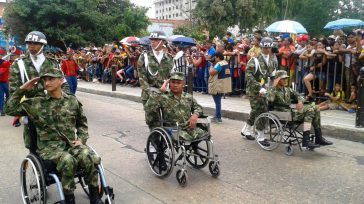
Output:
top-left (197, 118), bottom-right (210, 124)
top-left (268, 110), bottom-right (293, 121)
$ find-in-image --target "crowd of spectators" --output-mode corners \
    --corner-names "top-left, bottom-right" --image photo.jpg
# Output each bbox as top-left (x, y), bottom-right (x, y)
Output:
top-left (50, 29), bottom-right (363, 114)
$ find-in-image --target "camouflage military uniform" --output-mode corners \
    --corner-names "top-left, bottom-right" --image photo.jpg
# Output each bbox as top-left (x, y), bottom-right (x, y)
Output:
top-left (267, 86), bottom-right (321, 129)
top-left (144, 91), bottom-right (206, 140)
top-left (246, 54), bottom-right (276, 130)
top-left (9, 56), bottom-right (69, 148)
top-left (5, 89), bottom-right (99, 196)
top-left (137, 51), bottom-right (173, 129)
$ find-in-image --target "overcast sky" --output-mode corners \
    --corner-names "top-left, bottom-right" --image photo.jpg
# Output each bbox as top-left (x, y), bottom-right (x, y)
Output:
top-left (131, 0), bottom-right (155, 18)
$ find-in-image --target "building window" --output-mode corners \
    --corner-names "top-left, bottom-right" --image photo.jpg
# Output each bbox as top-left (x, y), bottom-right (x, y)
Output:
top-left (156, 11), bottom-right (158, 14)
top-left (169, 0), bottom-right (171, 3)
top-left (169, 15), bottom-right (171, 18)
top-left (176, 13), bottom-right (178, 17)
top-left (176, 5), bottom-right (178, 9)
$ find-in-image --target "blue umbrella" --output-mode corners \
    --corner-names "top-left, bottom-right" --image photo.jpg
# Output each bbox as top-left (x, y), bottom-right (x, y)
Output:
top-left (139, 36), bottom-right (151, 46)
top-left (172, 37), bottom-right (196, 46)
top-left (266, 20), bottom-right (308, 34)
top-left (324, 18), bottom-right (364, 29)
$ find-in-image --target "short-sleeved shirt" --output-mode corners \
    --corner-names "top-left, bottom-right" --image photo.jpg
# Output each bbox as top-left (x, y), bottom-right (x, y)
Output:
top-left (208, 47), bottom-right (216, 58)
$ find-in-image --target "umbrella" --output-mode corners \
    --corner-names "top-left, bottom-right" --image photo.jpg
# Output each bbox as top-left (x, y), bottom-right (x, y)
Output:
top-left (324, 18), bottom-right (364, 29)
top-left (266, 20), bottom-right (308, 34)
top-left (167, 35), bottom-right (184, 43)
top-left (172, 37), bottom-right (196, 46)
top-left (139, 36), bottom-right (151, 46)
top-left (120, 36), bottom-right (140, 45)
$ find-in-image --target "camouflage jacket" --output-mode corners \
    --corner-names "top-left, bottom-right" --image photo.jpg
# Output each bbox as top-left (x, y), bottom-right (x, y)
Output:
top-left (137, 51), bottom-right (173, 101)
top-left (266, 86), bottom-right (305, 111)
top-left (10, 55), bottom-right (69, 97)
top-left (144, 91), bottom-right (203, 128)
top-left (246, 54), bottom-right (276, 96)
top-left (5, 89), bottom-right (88, 151)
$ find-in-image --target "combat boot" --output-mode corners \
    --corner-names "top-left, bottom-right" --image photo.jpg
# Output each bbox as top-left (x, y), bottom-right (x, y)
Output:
top-left (314, 128), bottom-right (333, 146)
top-left (241, 124), bottom-right (255, 140)
top-left (65, 194), bottom-right (76, 204)
top-left (89, 187), bottom-right (104, 204)
top-left (302, 131), bottom-right (319, 148)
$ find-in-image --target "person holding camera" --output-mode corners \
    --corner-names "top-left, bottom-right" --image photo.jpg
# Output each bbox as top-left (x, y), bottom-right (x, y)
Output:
top-left (208, 51), bottom-right (232, 123)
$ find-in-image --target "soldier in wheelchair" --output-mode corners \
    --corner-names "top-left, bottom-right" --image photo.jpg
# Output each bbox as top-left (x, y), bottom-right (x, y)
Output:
top-left (259, 70), bottom-right (333, 150)
top-left (144, 72), bottom-right (220, 186)
top-left (5, 68), bottom-right (113, 204)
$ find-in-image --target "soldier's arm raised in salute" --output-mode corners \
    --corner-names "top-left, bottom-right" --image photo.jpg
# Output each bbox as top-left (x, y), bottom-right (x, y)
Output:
top-left (5, 77), bottom-right (40, 116)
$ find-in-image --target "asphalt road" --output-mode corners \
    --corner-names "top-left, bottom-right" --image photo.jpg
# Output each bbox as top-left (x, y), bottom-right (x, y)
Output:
top-left (1, 92), bottom-right (364, 204)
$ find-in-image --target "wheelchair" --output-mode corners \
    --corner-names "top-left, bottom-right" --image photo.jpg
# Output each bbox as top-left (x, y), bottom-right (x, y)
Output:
top-left (252, 104), bottom-right (318, 156)
top-left (20, 120), bottom-right (115, 204)
top-left (145, 109), bottom-right (220, 187)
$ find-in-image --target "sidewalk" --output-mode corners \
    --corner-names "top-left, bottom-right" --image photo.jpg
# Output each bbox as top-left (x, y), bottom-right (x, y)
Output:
top-left (77, 81), bottom-right (364, 142)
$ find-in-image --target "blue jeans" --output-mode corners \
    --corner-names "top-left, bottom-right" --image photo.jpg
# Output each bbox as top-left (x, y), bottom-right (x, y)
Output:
top-left (197, 68), bottom-right (207, 92)
top-left (125, 65), bottom-right (135, 80)
top-left (66, 76), bottom-right (78, 95)
top-left (212, 94), bottom-right (222, 119)
top-left (0, 83), bottom-right (9, 111)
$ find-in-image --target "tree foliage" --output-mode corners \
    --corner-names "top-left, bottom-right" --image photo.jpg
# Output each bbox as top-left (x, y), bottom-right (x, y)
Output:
top-left (194, 0), bottom-right (362, 37)
top-left (3, 0), bottom-right (150, 49)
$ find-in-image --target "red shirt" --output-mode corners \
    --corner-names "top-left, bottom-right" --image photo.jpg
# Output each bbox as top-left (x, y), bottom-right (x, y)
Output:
top-left (0, 60), bottom-right (11, 83)
top-left (61, 60), bottom-right (79, 76)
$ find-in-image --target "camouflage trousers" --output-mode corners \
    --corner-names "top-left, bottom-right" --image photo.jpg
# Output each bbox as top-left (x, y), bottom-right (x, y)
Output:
top-left (39, 145), bottom-right (100, 195)
top-left (293, 103), bottom-right (321, 129)
top-left (142, 99), bottom-right (161, 130)
top-left (178, 127), bottom-right (207, 141)
top-left (247, 95), bottom-right (268, 130)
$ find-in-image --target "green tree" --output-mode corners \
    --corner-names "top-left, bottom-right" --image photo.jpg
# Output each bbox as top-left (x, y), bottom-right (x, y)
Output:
top-left (3, 0), bottom-right (150, 49)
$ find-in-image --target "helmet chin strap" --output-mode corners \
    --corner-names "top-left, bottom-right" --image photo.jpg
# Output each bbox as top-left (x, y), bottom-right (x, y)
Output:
top-left (26, 44), bottom-right (44, 58)
top-left (153, 40), bottom-right (163, 51)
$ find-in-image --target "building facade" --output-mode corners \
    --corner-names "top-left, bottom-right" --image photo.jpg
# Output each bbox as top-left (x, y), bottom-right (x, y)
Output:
top-left (153, 0), bottom-right (197, 21)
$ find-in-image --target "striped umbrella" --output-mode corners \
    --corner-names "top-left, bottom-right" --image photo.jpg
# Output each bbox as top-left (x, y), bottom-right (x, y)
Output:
top-left (120, 36), bottom-right (140, 45)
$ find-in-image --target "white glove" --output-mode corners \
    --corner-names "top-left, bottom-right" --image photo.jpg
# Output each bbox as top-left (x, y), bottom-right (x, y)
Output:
top-left (259, 88), bottom-right (267, 95)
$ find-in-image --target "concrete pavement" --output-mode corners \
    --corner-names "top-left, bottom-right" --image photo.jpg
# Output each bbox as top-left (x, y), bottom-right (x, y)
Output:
top-left (1, 92), bottom-right (364, 203)
top-left (77, 81), bottom-right (364, 142)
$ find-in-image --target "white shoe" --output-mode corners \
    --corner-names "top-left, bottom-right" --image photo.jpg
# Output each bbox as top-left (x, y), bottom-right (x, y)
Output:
top-left (241, 123), bottom-right (252, 136)
top-left (256, 130), bottom-right (266, 141)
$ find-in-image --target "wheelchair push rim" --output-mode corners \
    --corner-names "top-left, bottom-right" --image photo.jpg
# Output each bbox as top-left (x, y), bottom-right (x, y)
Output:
top-left (186, 140), bottom-right (210, 169)
top-left (146, 128), bottom-right (175, 178)
top-left (253, 113), bottom-right (283, 151)
top-left (20, 154), bottom-right (47, 204)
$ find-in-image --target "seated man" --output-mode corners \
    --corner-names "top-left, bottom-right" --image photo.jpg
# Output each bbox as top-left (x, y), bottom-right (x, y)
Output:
top-left (267, 70), bottom-right (333, 148)
top-left (145, 72), bottom-right (206, 141)
top-left (5, 68), bottom-right (103, 204)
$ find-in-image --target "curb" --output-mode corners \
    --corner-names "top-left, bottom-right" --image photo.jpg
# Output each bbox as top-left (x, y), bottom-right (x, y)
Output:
top-left (78, 87), bottom-right (364, 143)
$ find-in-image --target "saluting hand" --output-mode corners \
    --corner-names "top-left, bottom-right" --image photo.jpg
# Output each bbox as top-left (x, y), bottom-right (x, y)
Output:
top-left (20, 77), bottom-right (40, 91)
top-left (273, 77), bottom-right (281, 87)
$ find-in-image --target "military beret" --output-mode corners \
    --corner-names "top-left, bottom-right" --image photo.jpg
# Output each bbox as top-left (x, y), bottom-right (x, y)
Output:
top-left (40, 68), bottom-right (64, 78)
top-left (170, 72), bottom-right (185, 81)
top-left (275, 70), bottom-right (289, 79)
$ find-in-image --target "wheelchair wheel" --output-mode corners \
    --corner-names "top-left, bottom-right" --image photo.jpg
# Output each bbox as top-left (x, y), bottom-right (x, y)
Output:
top-left (186, 140), bottom-right (210, 169)
top-left (254, 113), bottom-right (283, 151)
top-left (208, 161), bottom-right (220, 178)
top-left (20, 154), bottom-right (47, 204)
top-left (146, 128), bottom-right (175, 178)
top-left (176, 169), bottom-right (188, 187)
